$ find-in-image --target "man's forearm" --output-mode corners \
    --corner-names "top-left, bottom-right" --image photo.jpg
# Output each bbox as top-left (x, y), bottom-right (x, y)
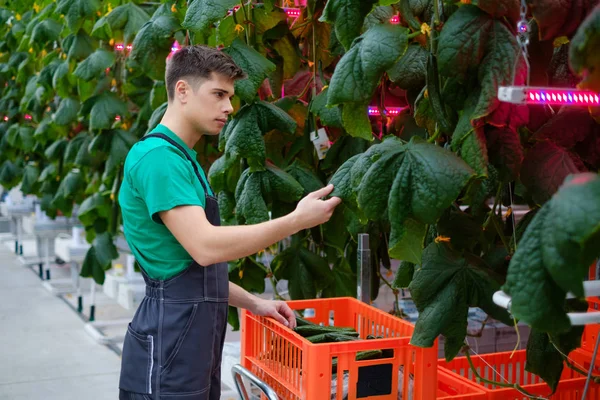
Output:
top-left (228, 281), bottom-right (259, 311)
top-left (201, 214), bottom-right (300, 265)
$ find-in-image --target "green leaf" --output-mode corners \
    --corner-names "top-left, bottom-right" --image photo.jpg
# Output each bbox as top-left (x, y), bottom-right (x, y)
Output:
top-left (7, 125), bottom-right (34, 151)
top-left (56, 0), bottom-right (101, 32)
top-left (222, 39), bottom-right (276, 103)
top-left (222, 102), bottom-right (296, 168)
top-left (388, 218), bottom-right (427, 264)
top-left (437, 5), bottom-right (519, 123)
top-left (81, 247), bottom-right (106, 285)
top-left (387, 43), bottom-right (429, 91)
top-left (106, 129), bottom-right (137, 174)
top-left (78, 192), bottom-right (110, 226)
top-left (272, 36), bottom-right (301, 80)
top-left (93, 232), bottom-right (118, 268)
top-left (459, 127), bottom-right (488, 178)
top-left (328, 153), bottom-right (361, 202)
top-left (30, 19), bottom-right (62, 45)
top-left (569, 6), bottom-right (600, 92)
top-left (322, 257), bottom-right (357, 298)
top-left (53, 61), bottom-right (72, 98)
top-left (53, 98), bottom-right (80, 126)
top-left (62, 30), bottom-right (96, 61)
top-left (228, 306), bottom-right (240, 331)
top-left (521, 141), bottom-right (585, 205)
top-left (45, 138), bottom-right (69, 160)
top-left (73, 49), bottom-right (115, 81)
top-left (182, 0), bottom-right (239, 36)
top-left (86, 93), bottom-right (128, 131)
top-left (0, 160), bottom-right (21, 186)
top-left (265, 163), bottom-right (304, 203)
top-left (524, 331), bottom-right (564, 393)
top-left (392, 261), bottom-right (415, 289)
top-left (147, 102), bottom-right (167, 134)
top-left (319, 0), bottom-right (379, 50)
top-left (321, 135), bottom-right (369, 171)
top-left (342, 103), bottom-right (372, 140)
top-left (21, 164), bottom-right (40, 194)
top-left (310, 88), bottom-right (342, 128)
top-left (328, 24), bottom-right (409, 105)
top-left (228, 257), bottom-right (267, 294)
top-left (150, 81), bottom-right (167, 110)
top-left (273, 246), bottom-right (334, 300)
top-left (128, 6), bottom-right (180, 80)
top-left (409, 243), bottom-right (510, 359)
top-left (92, 2), bottom-right (150, 44)
top-left (235, 171), bottom-right (269, 225)
top-left (504, 174), bottom-right (600, 332)
top-left (218, 190), bottom-right (236, 224)
top-left (208, 156), bottom-right (229, 193)
top-left (285, 160), bottom-right (323, 195)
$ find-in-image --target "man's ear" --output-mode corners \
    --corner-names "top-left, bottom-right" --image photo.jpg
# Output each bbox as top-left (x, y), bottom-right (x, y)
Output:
top-left (175, 80), bottom-right (189, 103)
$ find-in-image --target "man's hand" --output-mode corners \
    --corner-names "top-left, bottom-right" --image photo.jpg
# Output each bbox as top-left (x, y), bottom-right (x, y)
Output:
top-left (251, 298), bottom-right (297, 329)
top-left (292, 184), bottom-right (341, 231)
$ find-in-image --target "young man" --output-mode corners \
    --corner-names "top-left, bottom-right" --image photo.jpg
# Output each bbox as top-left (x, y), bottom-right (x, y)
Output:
top-left (117, 45), bottom-right (341, 400)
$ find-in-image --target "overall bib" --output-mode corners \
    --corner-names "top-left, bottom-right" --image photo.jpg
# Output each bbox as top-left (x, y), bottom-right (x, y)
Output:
top-left (119, 133), bottom-right (229, 400)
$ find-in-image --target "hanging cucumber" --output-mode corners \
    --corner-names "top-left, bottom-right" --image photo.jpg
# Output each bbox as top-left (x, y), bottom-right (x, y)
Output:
top-left (426, 53), bottom-right (454, 134)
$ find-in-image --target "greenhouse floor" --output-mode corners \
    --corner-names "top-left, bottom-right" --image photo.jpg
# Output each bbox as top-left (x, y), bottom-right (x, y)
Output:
top-left (0, 236), bottom-right (241, 400)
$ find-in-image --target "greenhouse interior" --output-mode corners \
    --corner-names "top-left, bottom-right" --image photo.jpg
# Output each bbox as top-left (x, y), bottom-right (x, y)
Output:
top-left (0, 0), bottom-right (599, 399)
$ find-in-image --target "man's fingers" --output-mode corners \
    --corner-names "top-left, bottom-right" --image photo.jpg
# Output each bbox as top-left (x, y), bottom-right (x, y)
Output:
top-left (279, 303), bottom-right (296, 329)
top-left (270, 309), bottom-right (290, 327)
top-left (310, 184), bottom-right (334, 199)
top-left (325, 196), bottom-right (342, 207)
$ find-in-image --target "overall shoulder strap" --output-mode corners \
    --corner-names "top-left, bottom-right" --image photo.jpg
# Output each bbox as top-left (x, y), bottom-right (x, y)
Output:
top-left (141, 133), bottom-right (211, 194)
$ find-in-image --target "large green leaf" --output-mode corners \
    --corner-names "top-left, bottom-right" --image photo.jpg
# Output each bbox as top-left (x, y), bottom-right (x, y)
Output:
top-left (273, 245), bottom-right (334, 300)
top-left (471, 0), bottom-right (520, 22)
top-left (341, 102), bottom-right (372, 140)
top-left (7, 125), bottom-right (34, 151)
top-left (150, 81), bottom-right (167, 110)
top-left (73, 49), bottom-right (115, 81)
top-left (30, 19), bottom-right (62, 45)
top-left (78, 192), bottom-right (111, 226)
top-left (147, 102), bottom-right (167, 134)
top-left (106, 129), bottom-right (137, 174)
top-left (53, 98), bottom-right (80, 126)
top-left (409, 243), bottom-right (511, 360)
top-left (285, 160), bottom-right (323, 195)
top-left (182, 0), bottom-right (238, 36)
top-left (392, 261), bottom-right (415, 289)
top-left (128, 5), bottom-right (180, 80)
top-left (264, 163), bottom-right (304, 203)
top-left (310, 87), bottom-right (342, 128)
top-left (220, 102), bottom-right (296, 168)
top-left (569, 5), bottom-right (600, 92)
top-left (222, 39), bottom-right (276, 103)
top-left (92, 2), bottom-right (150, 43)
top-left (319, 0), bottom-right (379, 50)
top-left (437, 5), bottom-right (519, 123)
top-left (327, 24), bottom-right (409, 105)
top-left (62, 30), bottom-right (96, 61)
top-left (21, 164), bottom-right (40, 194)
top-left (387, 43), bottom-right (429, 91)
top-left (331, 136), bottom-right (475, 260)
top-left (80, 247), bottom-right (106, 285)
top-left (93, 232), bottom-right (119, 268)
top-left (234, 170), bottom-right (269, 225)
top-left (503, 173), bottom-right (600, 332)
top-left (322, 257), bottom-right (356, 298)
top-left (228, 257), bottom-right (267, 294)
top-left (486, 127), bottom-right (523, 181)
top-left (85, 93), bottom-right (128, 131)
top-left (521, 141), bottom-right (586, 205)
top-left (0, 160), bottom-right (21, 186)
top-left (55, 0), bottom-right (101, 32)
top-left (530, 0), bottom-right (598, 41)
top-left (459, 127), bottom-right (488, 178)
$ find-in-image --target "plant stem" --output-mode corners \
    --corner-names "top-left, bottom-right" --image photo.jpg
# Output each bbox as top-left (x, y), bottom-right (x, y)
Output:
top-left (240, 0), bottom-right (250, 45)
top-left (408, 31), bottom-right (422, 39)
top-left (491, 214), bottom-right (511, 253)
top-left (464, 350), bottom-right (547, 399)
top-left (433, 0), bottom-right (440, 26)
top-left (427, 127), bottom-right (441, 143)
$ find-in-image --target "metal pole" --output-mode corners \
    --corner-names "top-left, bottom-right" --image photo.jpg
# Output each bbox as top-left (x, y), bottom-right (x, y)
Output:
top-left (357, 233), bottom-right (371, 304)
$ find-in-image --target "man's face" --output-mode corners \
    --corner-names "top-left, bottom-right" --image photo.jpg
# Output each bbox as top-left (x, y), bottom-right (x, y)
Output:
top-left (183, 72), bottom-right (235, 136)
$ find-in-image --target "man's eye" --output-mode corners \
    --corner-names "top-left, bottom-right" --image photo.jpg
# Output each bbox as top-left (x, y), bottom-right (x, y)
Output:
top-left (216, 92), bottom-right (224, 98)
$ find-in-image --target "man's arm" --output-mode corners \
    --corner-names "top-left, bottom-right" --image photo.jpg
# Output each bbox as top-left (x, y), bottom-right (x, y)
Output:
top-left (159, 185), bottom-right (341, 266)
top-left (228, 282), bottom-right (296, 327)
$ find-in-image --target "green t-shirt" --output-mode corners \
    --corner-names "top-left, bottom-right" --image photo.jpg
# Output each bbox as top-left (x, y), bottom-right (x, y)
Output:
top-left (118, 124), bottom-right (213, 280)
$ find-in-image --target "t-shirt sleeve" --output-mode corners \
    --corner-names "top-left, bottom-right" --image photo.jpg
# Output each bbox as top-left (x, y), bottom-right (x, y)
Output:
top-left (132, 146), bottom-right (206, 222)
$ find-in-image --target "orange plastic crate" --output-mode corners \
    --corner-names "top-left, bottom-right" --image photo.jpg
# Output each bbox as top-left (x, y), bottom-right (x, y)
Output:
top-left (582, 297), bottom-right (600, 354)
top-left (439, 349), bottom-right (600, 399)
top-left (240, 297), bottom-right (440, 400)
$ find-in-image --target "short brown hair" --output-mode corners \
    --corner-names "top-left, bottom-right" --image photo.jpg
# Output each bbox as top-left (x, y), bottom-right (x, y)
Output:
top-left (165, 45), bottom-right (246, 101)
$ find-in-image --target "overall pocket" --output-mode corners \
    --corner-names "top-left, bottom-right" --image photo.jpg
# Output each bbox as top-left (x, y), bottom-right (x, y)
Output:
top-left (119, 324), bottom-right (155, 394)
top-left (160, 303), bottom-right (216, 395)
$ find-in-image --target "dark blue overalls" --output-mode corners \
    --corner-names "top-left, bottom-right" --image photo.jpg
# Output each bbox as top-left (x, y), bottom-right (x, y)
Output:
top-left (119, 133), bottom-right (229, 400)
